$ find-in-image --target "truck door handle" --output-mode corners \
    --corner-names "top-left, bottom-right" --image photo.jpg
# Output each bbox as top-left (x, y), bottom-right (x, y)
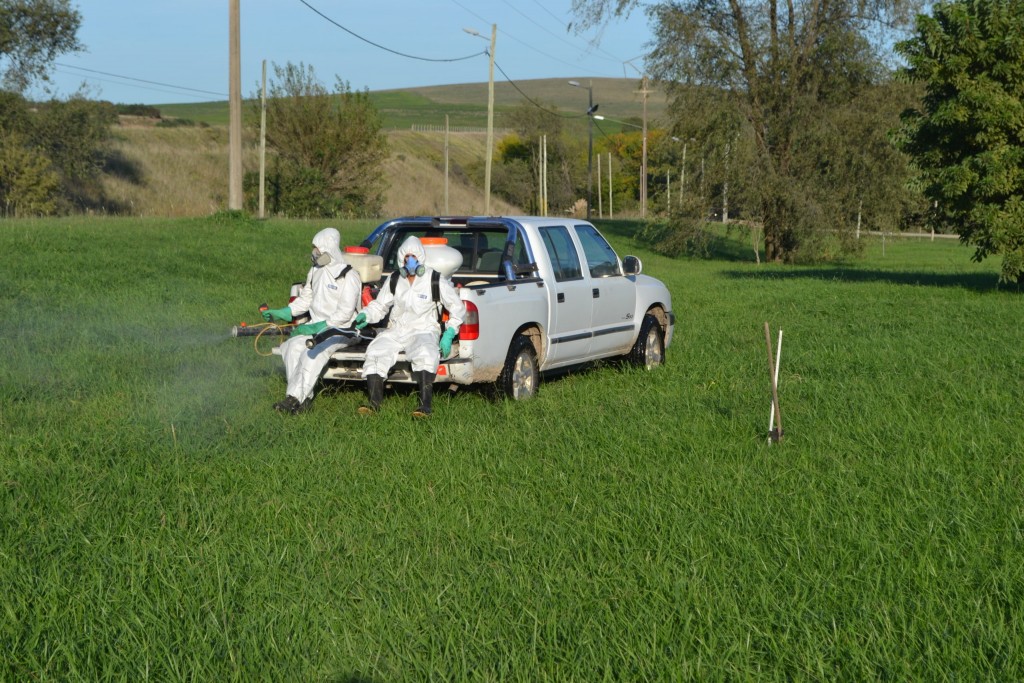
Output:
top-left (593, 288), bottom-right (600, 298)
top-left (557, 292), bottom-right (565, 303)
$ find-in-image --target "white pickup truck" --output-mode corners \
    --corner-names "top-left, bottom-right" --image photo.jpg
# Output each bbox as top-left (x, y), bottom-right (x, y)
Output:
top-left (303, 215), bottom-right (675, 399)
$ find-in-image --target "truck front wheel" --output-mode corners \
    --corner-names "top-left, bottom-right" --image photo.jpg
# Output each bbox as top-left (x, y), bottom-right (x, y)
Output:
top-left (628, 314), bottom-right (665, 369)
top-left (497, 334), bottom-right (539, 400)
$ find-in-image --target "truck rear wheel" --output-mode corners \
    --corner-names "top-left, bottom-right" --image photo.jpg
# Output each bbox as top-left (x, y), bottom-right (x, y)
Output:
top-left (628, 314), bottom-right (664, 369)
top-left (496, 334), bottom-right (539, 400)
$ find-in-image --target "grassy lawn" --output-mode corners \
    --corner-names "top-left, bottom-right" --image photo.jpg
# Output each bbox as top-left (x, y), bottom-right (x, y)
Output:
top-left (1, 215), bottom-right (1021, 680)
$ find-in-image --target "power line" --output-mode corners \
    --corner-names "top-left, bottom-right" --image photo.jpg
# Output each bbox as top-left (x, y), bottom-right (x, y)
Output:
top-left (297, 0), bottom-right (485, 63)
top-left (450, 0), bottom-right (611, 79)
top-left (502, 0), bottom-right (627, 66)
top-left (492, 59), bottom-right (581, 119)
top-left (52, 69), bottom-right (218, 102)
top-left (53, 62), bottom-right (227, 98)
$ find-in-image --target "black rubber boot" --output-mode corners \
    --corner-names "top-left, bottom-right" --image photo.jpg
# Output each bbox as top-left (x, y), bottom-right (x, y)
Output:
top-left (412, 371), bottom-right (434, 418)
top-left (274, 395), bottom-right (301, 414)
top-left (358, 374), bottom-right (384, 415)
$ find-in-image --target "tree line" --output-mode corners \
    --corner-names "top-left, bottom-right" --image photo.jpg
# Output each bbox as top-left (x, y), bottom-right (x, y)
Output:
top-left (568, 0), bottom-right (1024, 282)
top-left (2, 0), bottom-right (1022, 281)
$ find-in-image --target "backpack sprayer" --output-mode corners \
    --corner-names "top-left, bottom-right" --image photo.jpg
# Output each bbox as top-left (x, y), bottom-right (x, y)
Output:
top-left (231, 247), bottom-right (386, 355)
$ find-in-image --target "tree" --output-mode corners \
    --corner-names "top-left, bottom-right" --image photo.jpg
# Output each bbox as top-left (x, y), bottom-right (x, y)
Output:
top-left (250, 62), bottom-right (389, 218)
top-left (0, 0), bottom-right (82, 93)
top-left (572, 0), bottom-right (920, 262)
top-left (896, 0), bottom-right (1024, 283)
top-left (491, 103), bottom-right (576, 213)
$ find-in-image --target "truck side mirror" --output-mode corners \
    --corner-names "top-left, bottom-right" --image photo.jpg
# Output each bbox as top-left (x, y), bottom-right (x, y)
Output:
top-left (622, 255), bottom-right (642, 275)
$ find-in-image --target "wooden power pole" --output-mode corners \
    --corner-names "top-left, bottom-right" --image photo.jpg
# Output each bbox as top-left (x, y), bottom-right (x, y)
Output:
top-left (258, 59), bottom-right (267, 219)
top-left (228, 0), bottom-right (243, 211)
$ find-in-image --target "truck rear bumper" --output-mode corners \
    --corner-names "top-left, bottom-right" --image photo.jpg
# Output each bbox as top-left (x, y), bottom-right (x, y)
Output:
top-left (320, 346), bottom-right (474, 385)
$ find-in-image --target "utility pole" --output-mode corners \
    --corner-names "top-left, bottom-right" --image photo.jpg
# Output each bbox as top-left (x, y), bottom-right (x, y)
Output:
top-left (542, 134), bottom-right (548, 216)
top-left (228, 0), bottom-right (242, 211)
top-left (485, 24), bottom-right (496, 215)
top-left (608, 152), bottom-right (613, 219)
top-left (680, 141), bottom-right (687, 208)
top-left (463, 26), bottom-right (496, 214)
top-left (597, 153), bottom-right (602, 218)
top-left (444, 114), bottom-right (450, 214)
top-left (537, 137), bottom-right (542, 215)
top-left (258, 59), bottom-right (267, 219)
top-left (568, 80), bottom-right (596, 220)
top-left (636, 76), bottom-right (651, 219)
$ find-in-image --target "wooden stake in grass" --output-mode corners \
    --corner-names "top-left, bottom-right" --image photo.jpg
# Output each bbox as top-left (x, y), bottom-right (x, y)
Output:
top-left (764, 322), bottom-right (783, 443)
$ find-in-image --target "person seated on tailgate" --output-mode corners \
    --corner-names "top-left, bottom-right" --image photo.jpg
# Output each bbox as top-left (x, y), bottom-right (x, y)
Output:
top-left (353, 235), bottom-right (465, 418)
top-left (261, 227), bottom-right (361, 414)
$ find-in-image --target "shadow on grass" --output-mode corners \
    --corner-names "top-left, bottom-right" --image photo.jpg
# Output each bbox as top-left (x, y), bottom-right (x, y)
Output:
top-left (722, 267), bottom-right (1011, 292)
top-left (103, 149), bottom-right (145, 185)
top-left (594, 218), bottom-right (762, 263)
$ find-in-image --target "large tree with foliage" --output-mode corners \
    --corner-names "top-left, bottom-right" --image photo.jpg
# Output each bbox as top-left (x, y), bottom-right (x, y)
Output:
top-left (573, 0), bottom-right (920, 262)
top-left (248, 62), bottom-right (389, 218)
top-left (896, 0), bottom-right (1024, 283)
top-left (0, 0), bottom-right (82, 93)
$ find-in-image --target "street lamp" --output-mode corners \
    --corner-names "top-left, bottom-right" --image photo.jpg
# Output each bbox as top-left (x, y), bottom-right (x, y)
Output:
top-left (568, 80), bottom-right (598, 220)
top-left (464, 25), bottom-right (496, 215)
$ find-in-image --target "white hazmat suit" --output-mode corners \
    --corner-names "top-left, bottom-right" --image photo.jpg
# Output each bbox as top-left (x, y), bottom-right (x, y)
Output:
top-left (278, 227), bottom-right (362, 406)
top-left (360, 236), bottom-right (466, 379)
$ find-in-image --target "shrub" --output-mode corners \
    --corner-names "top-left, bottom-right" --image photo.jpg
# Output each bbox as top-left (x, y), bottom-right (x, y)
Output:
top-left (0, 130), bottom-right (59, 216)
top-left (115, 103), bottom-right (161, 118)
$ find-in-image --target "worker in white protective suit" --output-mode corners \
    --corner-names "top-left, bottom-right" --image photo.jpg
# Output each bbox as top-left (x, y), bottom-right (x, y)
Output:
top-left (353, 235), bottom-right (466, 418)
top-left (261, 227), bottom-right (362, 414)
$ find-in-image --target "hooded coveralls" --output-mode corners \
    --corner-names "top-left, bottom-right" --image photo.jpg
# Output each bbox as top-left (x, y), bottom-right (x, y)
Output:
top-left (360, 236), bottom-right (466, 378)
top-left (280, 227), bottom-right (362, 402)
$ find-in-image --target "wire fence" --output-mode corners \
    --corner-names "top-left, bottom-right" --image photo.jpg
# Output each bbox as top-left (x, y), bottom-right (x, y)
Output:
top-left (409, 124), bottom-right (510, 134)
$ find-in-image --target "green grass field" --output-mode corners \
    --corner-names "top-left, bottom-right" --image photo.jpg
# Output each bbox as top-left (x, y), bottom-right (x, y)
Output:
top-left (1, 216), bottom-right (1021, 680)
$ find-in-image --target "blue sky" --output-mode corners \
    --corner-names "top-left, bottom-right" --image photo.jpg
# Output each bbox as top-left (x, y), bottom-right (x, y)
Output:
top-left (34, 0), bottom-right (656, 105)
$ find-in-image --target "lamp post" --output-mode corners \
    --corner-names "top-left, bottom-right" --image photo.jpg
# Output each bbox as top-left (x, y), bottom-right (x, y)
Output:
top-left (568, 80), bottom-right (597, 220)
top-left (464, 25), bottom-right (496, 215)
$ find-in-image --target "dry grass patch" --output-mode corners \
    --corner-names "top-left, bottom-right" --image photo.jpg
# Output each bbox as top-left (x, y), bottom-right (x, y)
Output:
top-left (98, 125), bottom-right (516, 217)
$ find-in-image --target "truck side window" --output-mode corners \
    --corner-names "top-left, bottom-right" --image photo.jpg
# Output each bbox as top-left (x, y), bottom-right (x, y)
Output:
top-left (574, 224), bottom-right (621, 278)
top-left (540, 226), bottom-right (583, 282)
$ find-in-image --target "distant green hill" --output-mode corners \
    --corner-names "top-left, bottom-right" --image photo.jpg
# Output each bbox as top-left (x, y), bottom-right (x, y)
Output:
top-left (156, 77), bottom-right (669, 131)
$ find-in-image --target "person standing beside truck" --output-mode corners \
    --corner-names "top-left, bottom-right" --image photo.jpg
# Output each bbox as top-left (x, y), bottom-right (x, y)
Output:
top-left (353, 235), bottom-right (466, 418)
top-left (262, 227), bottom-right (362, 414)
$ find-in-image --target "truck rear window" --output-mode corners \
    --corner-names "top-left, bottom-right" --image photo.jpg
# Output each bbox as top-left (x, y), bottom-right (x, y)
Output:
top-left (382, 228), bottom-right (510, 275)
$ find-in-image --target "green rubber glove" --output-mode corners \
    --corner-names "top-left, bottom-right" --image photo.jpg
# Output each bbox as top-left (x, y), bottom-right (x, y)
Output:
top-left (439, 328), bottom-right (457, 358)
top-left (292, 321), bottom-right (327, 337)
top-left (262, 306), bottom-right (292, 323)
top-left (354, 312), bottom-right (368, 330)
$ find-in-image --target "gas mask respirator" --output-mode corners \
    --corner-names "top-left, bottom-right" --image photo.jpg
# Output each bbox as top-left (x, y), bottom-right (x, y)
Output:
top-left (401, 255), bottom-right (425, 277)
top-left (311, 248), bottom-right (332, 267)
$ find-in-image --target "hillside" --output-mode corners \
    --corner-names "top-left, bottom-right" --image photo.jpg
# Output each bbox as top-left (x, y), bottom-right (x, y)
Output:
top-left (158, 77), bottom-right (670, 129)
top-left (101, 78), bottom-right (670, 218)
top-left (99, 118), bottom-right (519, 218)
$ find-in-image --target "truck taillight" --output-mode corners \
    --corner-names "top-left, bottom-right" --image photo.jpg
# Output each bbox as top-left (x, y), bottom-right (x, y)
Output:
top-left (460, 301), bottom-right (479, 340)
